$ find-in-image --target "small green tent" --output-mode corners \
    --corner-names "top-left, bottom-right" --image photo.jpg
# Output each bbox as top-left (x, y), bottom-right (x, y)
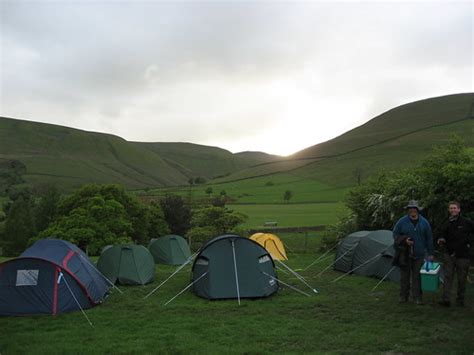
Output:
top-left (97, 245), bottom-right (155, 285)
top-left (334, 230), bottom-right (400, 282)
top-left (148, 235), bottom-right (191, 265)
top-left (192, 234), bottom-right (278, 300)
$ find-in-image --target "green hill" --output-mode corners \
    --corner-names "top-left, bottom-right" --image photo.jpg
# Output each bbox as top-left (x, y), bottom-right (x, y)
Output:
top-left (213, 93), bottom-right (474, 186)
top-left (0, 117), bottom-right (278, 191)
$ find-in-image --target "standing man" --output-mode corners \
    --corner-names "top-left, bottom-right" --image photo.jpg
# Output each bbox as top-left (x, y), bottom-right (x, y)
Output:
top-left (437, 201), bottom-right (474, 307)
top-left (393, 200), bottom-right (434, 305)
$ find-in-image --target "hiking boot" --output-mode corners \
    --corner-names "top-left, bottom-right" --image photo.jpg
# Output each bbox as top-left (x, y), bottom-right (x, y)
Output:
top-left (456, 300), bottom-right (465, 307)
top-left (399, 296), bottom-right (408, 303)
top-left (438, 300), bottom-right (451, 307)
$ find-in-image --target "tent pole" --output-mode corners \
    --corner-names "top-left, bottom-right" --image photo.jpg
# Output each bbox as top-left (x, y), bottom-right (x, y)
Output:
top-left (163, 271), bottom-right (208, 306)
top-left (276, 260), bottom-right (318, 294)
top-left (303, 242), bottom-right (340, 271)
top-left (261, 271), bottom-right (310, 297)
top-left (316, 244), bottom-right (357, 278)
top-left (143, 252), bottom-right (197, 300)
top-left (61, 272), bottom-right (93, 327)
top-left (371, 265), bottom-right (397, 292)
top-left (231, 239), bottom-right (241, 306)
top-left (331, 253), bottom-right (383, 283)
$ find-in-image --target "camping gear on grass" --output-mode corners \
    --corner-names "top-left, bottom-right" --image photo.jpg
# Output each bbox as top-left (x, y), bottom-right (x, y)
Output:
top-left (192, 234), bottom-right (278, 301)
top-left (0, 239), bottom-right (109, 316)
top-left (420, 261), bottom-right (441, 292)
top-left (97, 245), bottom-right (155, 285)
top-left (249, 233), bottom-right (288, 261)
top-left (148, 235), bottom-right (191, 265)
top-left (333, 230), bottom-right (400, 282)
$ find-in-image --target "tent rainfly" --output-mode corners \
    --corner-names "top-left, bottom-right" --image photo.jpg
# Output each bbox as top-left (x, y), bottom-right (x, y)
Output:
top-left (97, 245), bottom-right (155, 285)
top-left (0, 239), bottom-right (110, 316)
top-left (192, 234), bottom-right (279, 300)
top-left (249, 233), bottom-right (288, 261)
top-left (148, 235), bottom-right (191, 265)
top-left (333, 230), bottom-right (400, 282)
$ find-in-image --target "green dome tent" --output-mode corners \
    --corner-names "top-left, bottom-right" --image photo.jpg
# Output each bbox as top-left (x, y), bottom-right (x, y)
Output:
top-left (148, 235), bottom-right (191, 265)
top-left (97, 245), bottom-right (155, 285)
top-left (192, 235), bottom-right (279, 300)
top-left (334, 230), bottom-right (400, 282)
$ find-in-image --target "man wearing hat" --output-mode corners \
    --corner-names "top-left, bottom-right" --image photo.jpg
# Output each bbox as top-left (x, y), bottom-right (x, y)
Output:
top-left (393, 200), bottom-right (434, 305)
top-left (437, 201), bottom-right (474, 307)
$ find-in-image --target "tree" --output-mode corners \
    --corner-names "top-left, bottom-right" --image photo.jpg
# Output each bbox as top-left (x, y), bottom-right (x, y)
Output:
top-left (159, 194), bottom-right (192, 235)
top-left (36, 184), bottom-right (169, 254)
top-left (205, 187), bottom-right (213, 197)
top-left (343, 138), bottom-right (474, 235)
top-left (3, 195), bottom-right (36, 255)
top-left (34, 184), bottom-right (61, 233)
top-left (187, 206), bottom-right (247, 246)
top-left (283, 190), bottom-right (293, 204)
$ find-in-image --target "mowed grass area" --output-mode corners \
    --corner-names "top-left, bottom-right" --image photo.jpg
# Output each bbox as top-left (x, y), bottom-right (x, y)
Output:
top-left (144, 174), bottom-right (350, 229)
top-left (230, 202), bottom-right (345, 228)
top-left (1, 234), bottom-right (473, 354)
top-left (146, 174), bottom-right (350, 204)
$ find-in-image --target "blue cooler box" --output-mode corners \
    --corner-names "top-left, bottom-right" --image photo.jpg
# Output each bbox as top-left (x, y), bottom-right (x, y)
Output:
top-left (420, 261), bottom-right (440, 292)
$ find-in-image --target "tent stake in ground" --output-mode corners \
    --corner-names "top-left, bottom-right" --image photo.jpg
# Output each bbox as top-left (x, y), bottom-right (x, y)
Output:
top-left (371, 265), bottom-right (397, 292)
top-left (164, 272), bottom-right (208, 306)
top-left (143, 252), bottom-right (198, 300)
top-left (231, 239), bottom-right (241, 305)
top-left (331, 253), bottom-right (383, 283)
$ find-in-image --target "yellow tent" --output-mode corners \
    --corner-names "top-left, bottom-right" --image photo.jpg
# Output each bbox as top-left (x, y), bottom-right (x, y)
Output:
top-left (249, 233), bottom-right (288, 261)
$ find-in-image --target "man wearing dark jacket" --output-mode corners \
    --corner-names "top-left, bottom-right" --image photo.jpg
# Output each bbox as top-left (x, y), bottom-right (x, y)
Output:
top-left (437, 201), bottom-right (474, 307)
top-left (393, 200), bottom-right (434, 305)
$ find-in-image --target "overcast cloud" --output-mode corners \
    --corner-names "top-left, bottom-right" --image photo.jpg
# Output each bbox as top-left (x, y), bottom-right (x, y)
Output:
top-left (1, 1), bottom-right (472, 156)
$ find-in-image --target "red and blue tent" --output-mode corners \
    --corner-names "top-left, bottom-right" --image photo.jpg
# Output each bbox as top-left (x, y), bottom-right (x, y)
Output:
top-left (0, 239), bottom-right (110, 316)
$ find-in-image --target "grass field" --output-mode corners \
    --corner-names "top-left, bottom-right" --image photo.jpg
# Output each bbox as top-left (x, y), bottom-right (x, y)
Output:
top-left (230, 202), bottom-right (345, 228)
top-left (1, 234), bottom-right (473, 354)
top-left (144, 174), bottom-right (350, 229)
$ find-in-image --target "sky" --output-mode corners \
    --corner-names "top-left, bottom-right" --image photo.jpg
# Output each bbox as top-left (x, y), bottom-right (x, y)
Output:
top-left (1, 1), bottom-right (472, 156)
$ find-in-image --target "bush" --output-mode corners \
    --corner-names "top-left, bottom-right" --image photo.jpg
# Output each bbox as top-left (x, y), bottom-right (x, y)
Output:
top-left (332, 138), bottom-right (474, 243)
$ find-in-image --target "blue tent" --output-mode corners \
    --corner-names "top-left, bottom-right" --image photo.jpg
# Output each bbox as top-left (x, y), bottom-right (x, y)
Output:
top-left (0, 239), bottom-right (110, 316)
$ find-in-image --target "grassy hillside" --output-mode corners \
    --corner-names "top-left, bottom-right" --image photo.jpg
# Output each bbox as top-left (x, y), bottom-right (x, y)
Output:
top-left (133, 142), bottom-right (278, 181)
top-left (213, 93), bottom-right (474, 185)
top-left (0, 117), bottom-right (277, 191)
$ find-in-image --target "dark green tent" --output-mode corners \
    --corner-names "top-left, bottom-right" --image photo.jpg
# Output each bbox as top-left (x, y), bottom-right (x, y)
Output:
top-left (97, 245), bottom-right (155, 285)
top-left (148, 235), bottom-right (191, 265)
top-left (192, 234), bottom-right (278, 300)
top-left (334, 230), bottom-right (400, 282)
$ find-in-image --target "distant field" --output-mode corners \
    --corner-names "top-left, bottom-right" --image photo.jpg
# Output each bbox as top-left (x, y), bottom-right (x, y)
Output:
top-left (143, 174), bottom-right (349, 228)
top-left (145, 173), bottom-right (350, 204)
top-left (230, 202), bottom-right (345, 228)
top-left (1, 248), bottom-right (473, 354)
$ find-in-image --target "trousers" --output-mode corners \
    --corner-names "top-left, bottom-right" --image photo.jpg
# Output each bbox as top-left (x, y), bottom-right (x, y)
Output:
top-left (400, 258), bottom-right (424, 300)
top-left (441, 253), bottom-right (470, 302)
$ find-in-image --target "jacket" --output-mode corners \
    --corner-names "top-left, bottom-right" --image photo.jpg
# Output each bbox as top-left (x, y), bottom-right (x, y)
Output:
top-left (392, 235), bottom-right (413, 267)
top-left (437, 215), bottom-right (474, 259)
top-left (393, 215), bottom-right (434, 259)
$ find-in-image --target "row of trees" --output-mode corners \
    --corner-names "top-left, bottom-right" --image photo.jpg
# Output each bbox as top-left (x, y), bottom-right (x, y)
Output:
top-left (0, 183), bottom-right (248, 256)
top-left (323, 138), bottom-right (474, 246)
